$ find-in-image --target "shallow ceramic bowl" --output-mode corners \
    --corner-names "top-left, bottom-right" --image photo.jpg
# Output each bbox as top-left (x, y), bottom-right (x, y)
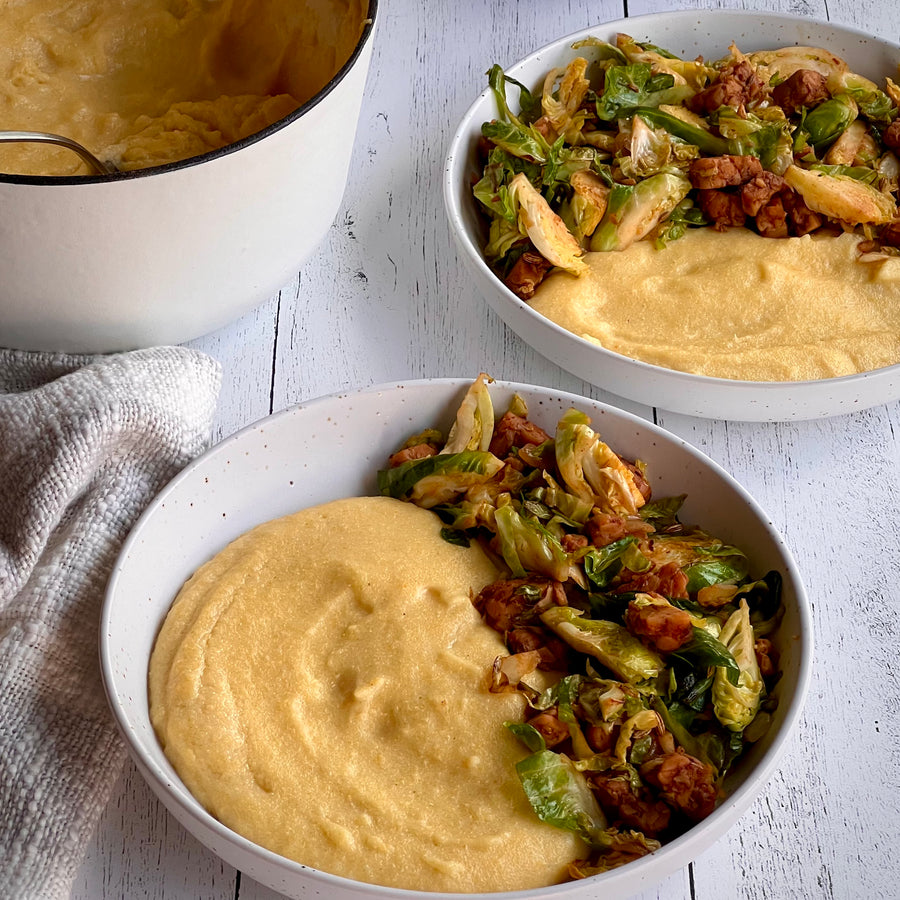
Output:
top-left (444, 11), bottom-right (900, 421)
top-left (101, 378), bottom-right (811, 900)
top-left (0, 1), bottom-right (377, 353)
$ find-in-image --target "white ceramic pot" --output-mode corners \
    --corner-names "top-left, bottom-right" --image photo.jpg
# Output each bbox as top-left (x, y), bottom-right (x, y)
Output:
top-left (444, 11), bottom-right (900, 421)
top-left (0, 2), bottom-right (378, 353)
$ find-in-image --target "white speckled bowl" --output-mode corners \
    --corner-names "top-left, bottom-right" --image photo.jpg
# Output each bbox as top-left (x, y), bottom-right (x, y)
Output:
top-left (100, 378), bottom-right (811, 900)
top-left (444, 11), bottom-right (900, 421)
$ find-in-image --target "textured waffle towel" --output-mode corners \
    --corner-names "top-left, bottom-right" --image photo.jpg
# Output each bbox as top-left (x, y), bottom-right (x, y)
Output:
top-left (0, 346), bottom-right (222, 900)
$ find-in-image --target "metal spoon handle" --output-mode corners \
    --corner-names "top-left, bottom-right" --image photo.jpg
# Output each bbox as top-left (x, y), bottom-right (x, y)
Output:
top-left (0, 130), bottom-right (116, 175)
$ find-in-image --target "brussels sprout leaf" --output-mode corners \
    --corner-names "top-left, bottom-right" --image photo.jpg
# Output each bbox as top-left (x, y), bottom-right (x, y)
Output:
top-left (505, 721), bottom-right (547, 753)
top-left (439, 528), bottom-right (470, 547)
top-left (583, 537), bottom-right (649, 590)
top-left (377, 450), bottom-right (503, 508)
top-left (541, 607), bottom-right (664, 683)
top-left (639, 494), bottom-right (686, 526)
top-left (515, 750), bottom-right (608, 842)
top-left (668, 626), bottom-right (741, 686)
top-left (487, 64), bottom-right (541, 124)
top-left (683, 545), bottom-right (749, 593)
top-left (494, 504), bottom-right (573, 580)
top-left (595, 64), bottom-right (678, 120)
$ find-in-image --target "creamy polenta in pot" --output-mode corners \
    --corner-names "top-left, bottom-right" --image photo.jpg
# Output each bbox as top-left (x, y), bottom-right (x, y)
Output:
top-left (0, 0), bottom-right (368, 175)
top-left (149, 496), bottom-right (583, 892)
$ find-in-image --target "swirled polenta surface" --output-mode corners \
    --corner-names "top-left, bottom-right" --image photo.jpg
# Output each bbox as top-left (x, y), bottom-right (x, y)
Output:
top-left (0, 0), bottom-right (367, 174)
top-left (531, 229), bottom-right (900, 381)
top-left (149, 496), bottom-right (582, 892)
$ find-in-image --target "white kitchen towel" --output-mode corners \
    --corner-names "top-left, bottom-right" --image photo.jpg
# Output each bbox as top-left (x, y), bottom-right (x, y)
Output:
top-left (0, 346), bottom-right (222, 900)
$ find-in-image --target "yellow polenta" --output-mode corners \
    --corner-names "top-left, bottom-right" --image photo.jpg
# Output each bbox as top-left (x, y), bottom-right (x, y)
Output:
top-left (0, 0), bottom-right (368, 175)
top-left (149, 496), bottom-right (581, 892)
top-left (531, 228), bottom-right (900, 382)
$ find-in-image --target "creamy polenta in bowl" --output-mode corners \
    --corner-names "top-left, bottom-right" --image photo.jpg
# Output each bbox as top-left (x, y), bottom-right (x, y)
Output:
top-left (0, 1), bottom-right (376, 352)
top-left (0, 0), bottom-right (369, 175)
top-left (444, 11), bottom-right (900, 420)
top-left (101, 377), bottom-right (810, 900)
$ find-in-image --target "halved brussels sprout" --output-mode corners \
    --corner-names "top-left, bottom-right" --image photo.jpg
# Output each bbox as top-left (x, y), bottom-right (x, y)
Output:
top-left (784, 163), bottom-right (897, 224)
top-left (508, 173), bottom-right (587, 274)
top-left (494, 503), bottom-right (576, 582)
top-left (443, 373), bottom-right (495, 453)
top-left (555, 408), bottom-right (646, 515)
top-left (712, 599), bottom-right (764, 732)
top-left (590, 172), bottom-right (691, 251)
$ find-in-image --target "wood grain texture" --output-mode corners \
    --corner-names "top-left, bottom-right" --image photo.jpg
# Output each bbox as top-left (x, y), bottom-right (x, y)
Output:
top-left (71, 1), bottom-right (900, 898)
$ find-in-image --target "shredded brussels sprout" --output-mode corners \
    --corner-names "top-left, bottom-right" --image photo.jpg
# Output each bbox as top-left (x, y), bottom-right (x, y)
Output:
top-left (471, 35), bottom-right (900, 300)
top-left (377, 376), bottom-right (784, 879)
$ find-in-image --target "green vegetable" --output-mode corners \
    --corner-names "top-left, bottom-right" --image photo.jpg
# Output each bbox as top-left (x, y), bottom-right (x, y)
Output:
top-left (541, 606), bottom-right (665, 683)
top-left (555, 408), bottom-right (644, 514)
top-left (710, 107), bottom-right (794, 172)
top-left (639, 494), bottom-right (686, 526)
top-left (504, 393), bottom-right (529, 419)
top-left (442, 373), bottom-right (495, 453)
top-left (553, 674), bottom-right (596, 759)
top-left (800, 94), bottom-right (858, 150)
top-left (712, 600), bottom-right (764, 732)
top-left (683, 545), bottom-right (749, 593)
top-left (615, 34), bottom-right (714, 90)
top-left (505, 721), bottom-right (547, 753)
top-left (481, 119), bottom-right (548, 163)
top-left (526, 473), bottom-right (594, 526)
top-left (595, 63), bottom-right (689, 120)
top-left (652, 697), bottom-right (720, 774)
top-left (845, 85), bottom-right (895, 125)
top-left (439, 527), bottom-right (470, 547)
top-left (544, 145), bottom-right (602, 197)
top-left (654, 200), bottom-right (707, 248)
top-left (567, 829), bottom-right (661, 875)
top-left (472, 146), bottom-right (540, 223)
top-left (583, 537), bottom-right (650, 590)
top-left (618, 115), bottom-right (684, 180)
top-left (377, 451), bottom-right (504, 508)
top-left (515, 750), bottom-right (608, 843)
top-left (642, 535), bottom-right (747, 589)
top-left (628, 106), bottom-right (731, 155)
top-left (494, 503), bottom-right (574, 581)
top-left (668, 626), bottom-right (741, 686)
top-left (810, 164), bottom-right (879, 184)
top-left (737, 570), bottom-right (783, 629)
top-left (783, 163), bottom-right (897, 225)
top-left (487, 63), bottom-right (541, 127)
top-left (571, 36), bottom-right (628, 65)
top-left (590, 172), bottom-right (691, 251)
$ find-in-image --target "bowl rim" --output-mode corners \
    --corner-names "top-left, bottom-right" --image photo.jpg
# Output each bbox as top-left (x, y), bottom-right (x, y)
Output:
top-left (442, 9), bottom-right (900, 397)
top-left (0, 0), bottom-right (379, 186)
top-left (100, 375), bottom-right (814, 898)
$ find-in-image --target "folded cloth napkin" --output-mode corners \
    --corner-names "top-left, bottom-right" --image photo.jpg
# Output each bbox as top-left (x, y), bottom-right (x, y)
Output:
top-left (0, 346), bottom-right (222, 900)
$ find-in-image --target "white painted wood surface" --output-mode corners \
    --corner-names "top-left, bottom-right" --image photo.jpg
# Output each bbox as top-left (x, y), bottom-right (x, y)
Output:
top-left (72, 0), bottom-right (900, 897)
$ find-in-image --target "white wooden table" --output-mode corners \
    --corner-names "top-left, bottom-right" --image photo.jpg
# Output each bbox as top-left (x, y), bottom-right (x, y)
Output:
top-left (73, 0), bottom-right (900, 897)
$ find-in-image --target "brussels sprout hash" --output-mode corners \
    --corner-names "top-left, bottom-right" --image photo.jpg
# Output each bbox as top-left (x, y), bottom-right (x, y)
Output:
top-left (378, 376), bottom-right (783, 877)
top-left (473, 34), bottom-right (900, 298)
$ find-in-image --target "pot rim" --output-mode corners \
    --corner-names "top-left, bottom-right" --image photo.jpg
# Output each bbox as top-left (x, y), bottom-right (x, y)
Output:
top-left (0, 0), bottom-right (379, 187)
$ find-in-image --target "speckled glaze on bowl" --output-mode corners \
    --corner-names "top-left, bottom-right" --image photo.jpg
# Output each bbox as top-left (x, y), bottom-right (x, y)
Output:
top-left (444, 11), bottom-right (900, 421)
top-left (100, 378), bottom-right (811, 900)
